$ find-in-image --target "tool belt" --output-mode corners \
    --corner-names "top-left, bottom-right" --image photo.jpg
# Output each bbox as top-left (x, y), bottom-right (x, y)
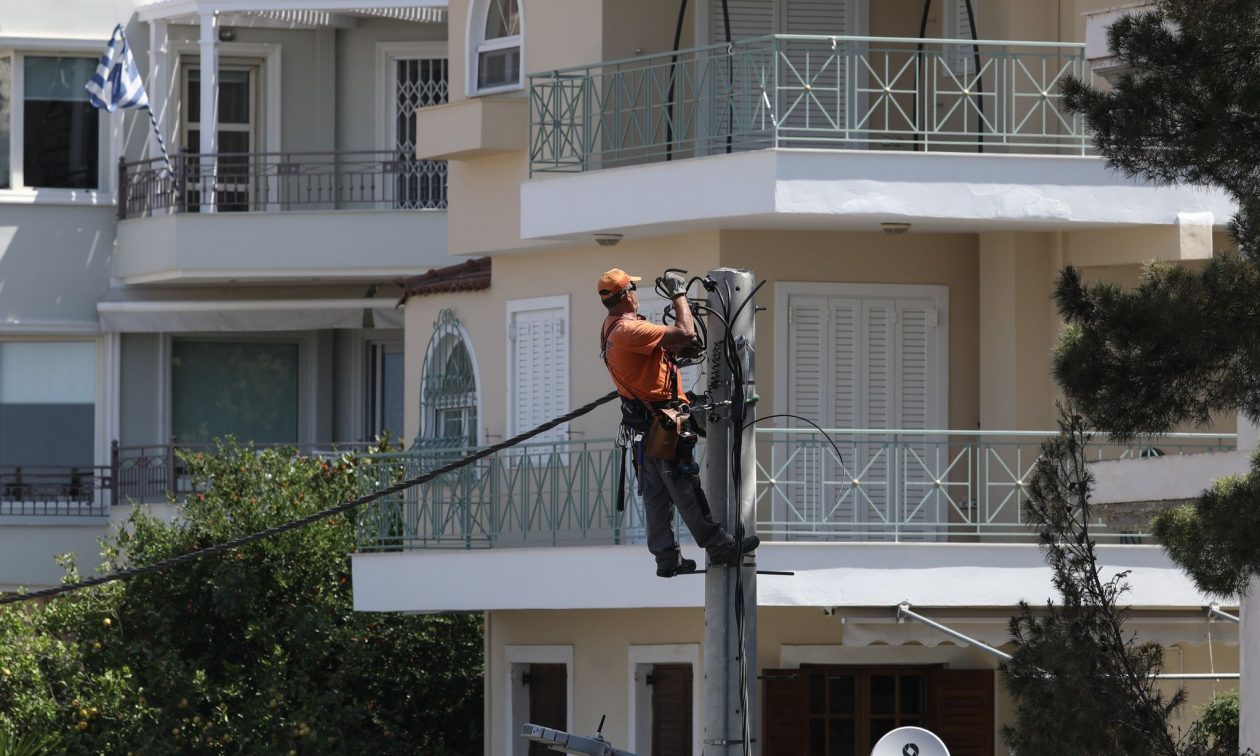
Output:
top-left (644, 407), bottom-right (685, 460)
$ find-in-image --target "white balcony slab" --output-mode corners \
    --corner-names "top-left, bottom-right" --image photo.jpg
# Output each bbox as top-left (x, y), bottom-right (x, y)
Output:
top-left (352, 541), bottom-right (1211, 613)
top-left (1091, 450), bottom-right (1251, 505)
top-left (113, 209), bottom-right (450, 285)
top-left (520, 149), bottom-right (1235, 241)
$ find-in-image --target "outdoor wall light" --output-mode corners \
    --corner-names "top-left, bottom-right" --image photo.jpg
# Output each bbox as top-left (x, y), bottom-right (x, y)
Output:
top-left (593, 233), bottom-right (623, 247)
top-left (881, 222), bottom-right (912, 235)
top-left (218, 27), bottom-right (237, 42)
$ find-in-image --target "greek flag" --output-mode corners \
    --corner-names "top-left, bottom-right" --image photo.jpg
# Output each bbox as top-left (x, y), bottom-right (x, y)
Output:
top-left (86, 24), bottom-right (171, 171)
top-left (86, 24), bottom-right (148, 112)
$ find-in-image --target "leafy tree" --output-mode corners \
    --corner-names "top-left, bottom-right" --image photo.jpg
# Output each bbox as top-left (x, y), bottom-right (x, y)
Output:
top-left (1183, 691), bottom-right (1242, 756)
top-left (0, 439), bottom-right (482, 755)
top-left (1057, 0), bottom-right (1260, 597)
top-left (1002, 411), bottom-right (1183, 756)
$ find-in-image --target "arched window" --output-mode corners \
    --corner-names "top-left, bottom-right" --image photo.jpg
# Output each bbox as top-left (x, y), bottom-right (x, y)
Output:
top-left (418, 309), bottom-right (479, 450)
top-left (471, 0), bottom-right (521, 93)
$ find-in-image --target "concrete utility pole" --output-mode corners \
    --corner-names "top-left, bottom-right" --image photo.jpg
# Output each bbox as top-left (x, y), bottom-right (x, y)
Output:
top-left (703, 268), bottom-right (758, 755)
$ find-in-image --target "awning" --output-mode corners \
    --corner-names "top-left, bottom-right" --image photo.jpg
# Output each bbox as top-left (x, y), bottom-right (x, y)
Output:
top-left (138, 0), bottom-right (447, 24)
top-left (98, 298), bottom-right (404, 332)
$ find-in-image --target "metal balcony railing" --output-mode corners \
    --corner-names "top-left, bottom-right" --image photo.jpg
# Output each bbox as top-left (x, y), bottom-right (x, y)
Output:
top-left (0, 441), bottom-right (397, 518)
top-left (118, 150), bottom-right (447, 220)
top-left (0, 466), bottom-right (111, 517)
top-left (529, 35), bottom-right (1090, 175)
top-left (354, 429), bottom-right (1235, 551)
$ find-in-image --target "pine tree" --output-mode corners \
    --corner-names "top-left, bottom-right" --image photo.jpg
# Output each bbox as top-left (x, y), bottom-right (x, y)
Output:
top-left (1056, 0), bottom-right (1260, 597)
top-left (1002, 411), bottom-right (1183, 756)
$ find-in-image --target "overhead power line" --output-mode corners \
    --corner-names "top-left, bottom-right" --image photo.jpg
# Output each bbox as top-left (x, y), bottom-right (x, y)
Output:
top-left (0, 391), bottom-right (620, 608)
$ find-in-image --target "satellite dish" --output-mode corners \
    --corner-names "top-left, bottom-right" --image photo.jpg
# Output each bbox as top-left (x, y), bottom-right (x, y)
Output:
top-left (870, 726), bottom-right (950, 756)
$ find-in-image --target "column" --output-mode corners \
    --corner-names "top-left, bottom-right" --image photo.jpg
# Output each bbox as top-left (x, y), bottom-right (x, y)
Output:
top-left (198, 11), bottom-right (218, 212)
top-left (147, 19), bottom-right (169, 163)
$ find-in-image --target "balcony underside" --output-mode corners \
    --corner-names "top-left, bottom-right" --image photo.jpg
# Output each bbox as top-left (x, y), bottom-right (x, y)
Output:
top-left (114, 208), bottom-right (450, 285)
top-left (351, 542), bottom-right (1211, 613)
top-left (520, 148), bottom-right (1235, 242)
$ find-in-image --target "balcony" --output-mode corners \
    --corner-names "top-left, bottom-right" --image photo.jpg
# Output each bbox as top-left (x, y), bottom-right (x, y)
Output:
top-left (0, 440), bottom-right (395, 519)
top-left (353, 429), bottom-right (1235, 552)
top-left (530, 35), bottom-right (1090, 175)
top-left (520, 35), bottom-right (1233, 240)
top-left (112, 151), bottom-right (451, 285)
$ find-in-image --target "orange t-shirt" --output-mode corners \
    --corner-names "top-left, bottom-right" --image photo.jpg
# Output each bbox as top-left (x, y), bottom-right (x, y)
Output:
top-left (601, 314), bottom-right (681, 403)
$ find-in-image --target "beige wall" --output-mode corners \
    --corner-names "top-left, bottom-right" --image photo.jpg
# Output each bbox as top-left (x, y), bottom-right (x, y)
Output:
top-left (719, 230), bottom-right (982, 431)
top-left (486, 606), bottom-right (1238, 756)
top-left (404, 233), bottom-right (721, 442)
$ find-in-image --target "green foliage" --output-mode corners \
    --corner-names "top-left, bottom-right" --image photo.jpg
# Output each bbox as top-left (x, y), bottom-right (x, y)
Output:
top-left (1003, 410), bottom-right (1183, 756)
top-left (1182, 690), bottom-right (1242, 756)
top-left (0, 439), bottom-right (482, 755)
top-left (0, 722), bottom-right (60, 756)
top-left (1057, 0), bottom-right (1260, 618)
top-left (1150, 452), bottom-right (1260, 598)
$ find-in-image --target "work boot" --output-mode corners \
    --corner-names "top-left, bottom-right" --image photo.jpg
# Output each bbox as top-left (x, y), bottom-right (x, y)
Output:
top-left (656, 557), bottom-right (698, 578)
top-left (709, 535), bottom-right (760, 567)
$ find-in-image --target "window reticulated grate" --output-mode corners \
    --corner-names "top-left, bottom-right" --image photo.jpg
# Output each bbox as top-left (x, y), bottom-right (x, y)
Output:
top-left (416, 309), bottom-right (478, 452)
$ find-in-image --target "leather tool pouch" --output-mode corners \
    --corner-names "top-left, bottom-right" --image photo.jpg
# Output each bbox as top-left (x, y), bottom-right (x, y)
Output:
top-left (644, 408), bottom-right (683, 460)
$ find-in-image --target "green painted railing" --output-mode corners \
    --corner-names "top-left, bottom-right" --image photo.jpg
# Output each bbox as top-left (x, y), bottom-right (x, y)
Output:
top-left (354, 429), bottom-right (1234, 551)
top-left (529, 34), bottom-right (1090, 174)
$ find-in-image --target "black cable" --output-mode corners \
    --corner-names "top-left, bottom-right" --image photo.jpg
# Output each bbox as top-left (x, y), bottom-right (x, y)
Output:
top-left (742, 413), bottom-right (845, 465)
top-left (665, 0), bottom-right (690, 161)
top-left (0, 390), bottom-right (620, 607)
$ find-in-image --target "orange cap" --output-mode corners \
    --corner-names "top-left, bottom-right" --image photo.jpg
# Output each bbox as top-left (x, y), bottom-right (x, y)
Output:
top-left (597, 268), bottom-right (642, 300)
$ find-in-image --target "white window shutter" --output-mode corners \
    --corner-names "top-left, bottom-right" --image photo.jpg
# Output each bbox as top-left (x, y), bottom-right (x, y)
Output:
top-left (896, 300), bottom-right (938, 538)
top-left (510, 306), bottom-right (569, 444)
top-left (711, 0), bottom-right (775, 42)
top-left (787, 296), bottom-right (827, 426)
top-left (944, 0), bottom-right (977, 74)
top-left (781, 0), bottom-right (849, 136)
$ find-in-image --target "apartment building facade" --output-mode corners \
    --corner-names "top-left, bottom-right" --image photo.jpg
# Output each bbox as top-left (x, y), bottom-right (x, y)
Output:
top-left (0, 0), bottom-right (455, 591)
top-left (349, 0), bottom-right (1248, 754)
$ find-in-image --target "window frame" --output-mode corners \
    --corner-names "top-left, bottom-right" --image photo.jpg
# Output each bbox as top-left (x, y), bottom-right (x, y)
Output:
top-left (467, 0), bottom-right (524, 97)
top-left (505, 645), bottom-right (573, 756)
top-left (0, 46), bottom-right (116, 203)
top-left (418, 310), bottom-right (482, 448)
top-left (626, 644), bottom-right (701, 755)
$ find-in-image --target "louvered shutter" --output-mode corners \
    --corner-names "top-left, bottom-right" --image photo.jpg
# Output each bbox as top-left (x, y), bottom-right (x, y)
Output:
top-left (649, 664), bottom-right (693, 756)
top-left (930, 669), bottom-right (994, 756)
top-left (945, 0), bottom-right (978, 74)
top-left (786, 297), bottom-right (827, 534)
top-left (762, 669), bottom-right (808, 755)
top-left (896, 300), bottom-right (939, 539)
top-left (510, 305), bottom-right (569, 444)
top-left (527, 664), bottom-right (569, 756)
top-left (781, 0), bottom-right (849, 139)
top-left (711, 0), bottom-right (774, 42)
top-left (858, 299), bottom-right (895, 539)
top-left (828, 299), bottom-right (860, 535)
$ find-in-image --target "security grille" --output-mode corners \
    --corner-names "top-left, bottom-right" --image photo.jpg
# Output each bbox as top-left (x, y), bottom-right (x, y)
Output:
top-left (395, 57), bottom-right (448, 209)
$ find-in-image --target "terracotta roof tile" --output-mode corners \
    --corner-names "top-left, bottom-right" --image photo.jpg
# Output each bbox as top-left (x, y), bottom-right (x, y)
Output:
top-left (399, 257), bottom-right (491, 303)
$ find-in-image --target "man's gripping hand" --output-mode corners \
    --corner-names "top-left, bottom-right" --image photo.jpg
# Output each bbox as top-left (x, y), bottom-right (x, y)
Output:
top-left (658, 271), bottom-right (688, 299)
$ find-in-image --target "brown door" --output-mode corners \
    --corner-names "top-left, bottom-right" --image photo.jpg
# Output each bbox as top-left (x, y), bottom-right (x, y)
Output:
top-left (930, 668), bottom-right (995, 756)
top-left (649, 664), bottom-right (693, 756)
top-left (527, 663), bottom-right (567, 756)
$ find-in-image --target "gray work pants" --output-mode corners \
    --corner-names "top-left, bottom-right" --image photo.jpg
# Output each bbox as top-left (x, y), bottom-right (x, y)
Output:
top-left (638, 452), bottom-right (733, 570)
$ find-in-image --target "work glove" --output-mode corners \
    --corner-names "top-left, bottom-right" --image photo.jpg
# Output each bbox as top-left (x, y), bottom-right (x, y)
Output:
top-left (658, 271), bottom-right (688, 299)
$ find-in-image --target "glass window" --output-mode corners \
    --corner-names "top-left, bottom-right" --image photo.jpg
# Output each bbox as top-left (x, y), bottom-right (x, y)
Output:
top-left (0, 56), bottom-right (11, 189)
top-left (420, 310), bottom-right (478, 450)
top-left (368, 342), bottom-right (405, 442)
top-left (172, 341), bottom-right (299, 445)
top-left (23, 57), bottom-right (99, 189)
top-left (0, 341), bottom-right (95, 467)
top-left (476, 0), bottom-right (521, 91)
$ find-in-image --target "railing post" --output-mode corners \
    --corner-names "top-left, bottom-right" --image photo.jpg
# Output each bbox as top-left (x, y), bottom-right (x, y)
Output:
top-left (166, 436), bottom-right (178, 500)
top-left (110, 440), bottom-right (119, 508)
top-left (116, 157), bottom-right (128, 221)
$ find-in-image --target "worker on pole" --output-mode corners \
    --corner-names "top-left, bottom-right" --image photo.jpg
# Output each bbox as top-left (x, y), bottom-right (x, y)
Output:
top-left (597, 268), bottom-right (759, 577)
